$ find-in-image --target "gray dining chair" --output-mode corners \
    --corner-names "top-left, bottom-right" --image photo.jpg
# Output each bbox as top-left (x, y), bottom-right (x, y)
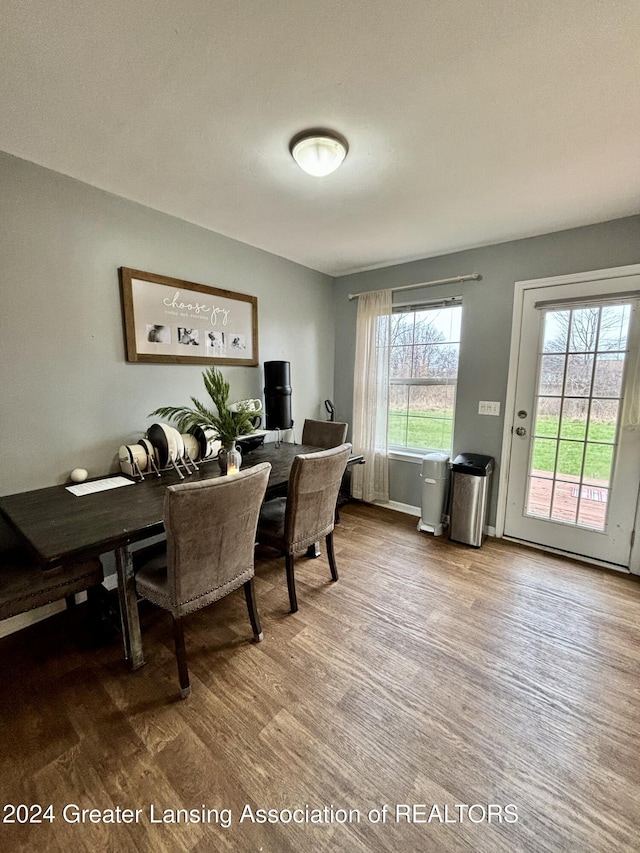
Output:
top-left (301, 418), bottom-right (348, 449)
top-left (301, 418), bottom-right (351, 524)
top-left (256, 444), bottom-right (351, 613)
top-left (134, 461), bottom-right (271, 699)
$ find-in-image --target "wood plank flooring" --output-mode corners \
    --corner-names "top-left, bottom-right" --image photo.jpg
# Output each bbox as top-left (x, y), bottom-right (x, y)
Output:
top-left (1, 502), bottom-right (639, 852)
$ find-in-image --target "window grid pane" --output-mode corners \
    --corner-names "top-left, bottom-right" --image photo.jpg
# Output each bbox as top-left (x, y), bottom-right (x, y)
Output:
top-left (388, 305), bottom-right (461, 453)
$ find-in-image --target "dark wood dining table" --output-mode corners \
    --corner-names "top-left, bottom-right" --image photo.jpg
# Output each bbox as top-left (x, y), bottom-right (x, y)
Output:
top-left (0, 442), bottom-right (356, 670)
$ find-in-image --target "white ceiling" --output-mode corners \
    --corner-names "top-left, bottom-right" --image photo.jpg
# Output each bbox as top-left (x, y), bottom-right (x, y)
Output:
top-left (1, 1), bottom-right (639, 276)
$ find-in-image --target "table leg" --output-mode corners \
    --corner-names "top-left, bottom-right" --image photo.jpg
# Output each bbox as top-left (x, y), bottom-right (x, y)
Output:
top-left (115, 546), bottom-right (145, 670)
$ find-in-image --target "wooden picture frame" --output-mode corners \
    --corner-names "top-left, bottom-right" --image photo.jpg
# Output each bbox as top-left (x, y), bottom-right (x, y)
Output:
top-left (119, 268), bottom-right (258, 365)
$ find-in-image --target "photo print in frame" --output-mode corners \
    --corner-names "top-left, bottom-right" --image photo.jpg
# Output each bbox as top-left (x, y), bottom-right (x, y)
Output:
top-left (119, 268), bottom-right (258, 366)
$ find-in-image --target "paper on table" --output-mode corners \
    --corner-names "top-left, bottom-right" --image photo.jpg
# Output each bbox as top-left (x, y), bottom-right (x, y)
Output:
top-left (66, 476), bottom-right (135, 496)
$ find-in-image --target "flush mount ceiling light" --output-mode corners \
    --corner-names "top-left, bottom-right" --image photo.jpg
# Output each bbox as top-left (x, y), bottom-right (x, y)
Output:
top-left (289, 130), bottom-right (348, 176)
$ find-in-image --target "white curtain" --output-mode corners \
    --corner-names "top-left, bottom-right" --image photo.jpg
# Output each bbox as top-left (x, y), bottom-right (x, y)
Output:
top-left (351, 289), bottom-right (392, 502)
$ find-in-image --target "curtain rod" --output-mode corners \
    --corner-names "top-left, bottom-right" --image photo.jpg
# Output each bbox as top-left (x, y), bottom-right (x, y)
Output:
top-left (347, 273), bottom-right (481, 301)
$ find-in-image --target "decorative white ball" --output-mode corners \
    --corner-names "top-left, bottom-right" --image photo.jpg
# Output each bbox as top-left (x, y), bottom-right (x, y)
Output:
top-left (70, 468), bottom-right (88, 483)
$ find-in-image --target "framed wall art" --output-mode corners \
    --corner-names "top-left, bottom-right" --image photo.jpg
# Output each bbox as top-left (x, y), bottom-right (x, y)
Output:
top-left (119, 268), bottom-right (259, 366)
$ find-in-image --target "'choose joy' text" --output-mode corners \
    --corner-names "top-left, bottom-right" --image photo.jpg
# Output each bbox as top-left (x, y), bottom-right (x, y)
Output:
top-left (162, 291), bottom-right (230, 326)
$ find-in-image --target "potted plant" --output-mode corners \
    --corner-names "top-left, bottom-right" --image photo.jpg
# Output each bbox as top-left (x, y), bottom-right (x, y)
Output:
top-left (150, 366), bottom-right (255, 472)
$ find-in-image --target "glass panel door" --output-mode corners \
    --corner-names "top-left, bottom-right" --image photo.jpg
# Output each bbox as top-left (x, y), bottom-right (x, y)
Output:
top-left (526, 304), bottom-right (631, 531)
top-left (504, 272), bottom-right (640, 570)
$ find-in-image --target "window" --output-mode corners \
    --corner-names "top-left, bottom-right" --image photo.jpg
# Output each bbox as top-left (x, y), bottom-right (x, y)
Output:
top-left (388, 302), bottom-right (461, 454)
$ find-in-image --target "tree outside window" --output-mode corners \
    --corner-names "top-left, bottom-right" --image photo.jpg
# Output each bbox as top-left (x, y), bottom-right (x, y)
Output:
top-left (388, 305), bottom-right (461, 453)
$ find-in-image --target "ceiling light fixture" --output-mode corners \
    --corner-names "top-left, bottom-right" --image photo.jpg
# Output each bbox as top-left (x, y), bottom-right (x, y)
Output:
top-left (290, 130), bottom-right (348, 177)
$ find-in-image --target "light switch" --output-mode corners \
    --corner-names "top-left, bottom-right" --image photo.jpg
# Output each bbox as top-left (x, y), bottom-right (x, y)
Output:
top-left (478, 400), bottom-right (501, 416)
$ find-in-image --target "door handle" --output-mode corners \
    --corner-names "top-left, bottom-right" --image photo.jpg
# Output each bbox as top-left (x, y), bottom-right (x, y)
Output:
top-left (515, 427), bottom-right (526, 436)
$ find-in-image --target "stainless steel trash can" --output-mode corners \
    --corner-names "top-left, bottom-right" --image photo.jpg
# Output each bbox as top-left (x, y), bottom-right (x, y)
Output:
top-left (449, 453), bottom-right (494, 547)
top-left (417, 452), bottom-right (450, 536)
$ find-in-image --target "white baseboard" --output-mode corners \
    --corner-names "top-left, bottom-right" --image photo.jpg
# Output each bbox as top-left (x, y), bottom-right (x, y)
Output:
top-left (373, 499), bottom-right (421, 517)
top-left (371, 500), bottom-right (496, 538)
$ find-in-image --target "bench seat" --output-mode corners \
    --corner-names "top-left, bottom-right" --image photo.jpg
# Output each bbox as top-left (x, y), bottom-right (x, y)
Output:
top-left (0, 549), bottom-right (104, 621)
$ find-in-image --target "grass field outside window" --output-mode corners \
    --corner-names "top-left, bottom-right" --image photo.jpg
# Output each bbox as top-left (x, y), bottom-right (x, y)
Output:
top-left (388, 304), bottom-right (461, 454)
top-left (531, 416), bottom-right (615, 481)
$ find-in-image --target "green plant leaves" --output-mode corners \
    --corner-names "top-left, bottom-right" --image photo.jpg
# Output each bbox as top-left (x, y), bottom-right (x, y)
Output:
top-left (149, 366), bottom-right (255, 444)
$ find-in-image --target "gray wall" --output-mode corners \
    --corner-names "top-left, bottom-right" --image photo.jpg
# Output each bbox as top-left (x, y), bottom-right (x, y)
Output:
top-left (0, 153), bottom-right (334, 534)
top-left (2, 148), bottom-right (640, 538)
top-left (332, 216), bottom-right (640, 523)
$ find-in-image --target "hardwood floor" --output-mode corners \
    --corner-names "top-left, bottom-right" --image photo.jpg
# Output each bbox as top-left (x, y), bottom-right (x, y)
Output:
top-left (1, 502), bottom-right (639, 852)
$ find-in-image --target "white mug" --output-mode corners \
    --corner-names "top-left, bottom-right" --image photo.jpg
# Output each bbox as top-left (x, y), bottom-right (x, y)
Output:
top-left (229, 398), bottom-right (262, 414)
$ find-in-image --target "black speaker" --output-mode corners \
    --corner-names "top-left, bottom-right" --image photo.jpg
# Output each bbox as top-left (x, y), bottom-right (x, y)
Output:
top-left (264, 361), bottom-right (293, 430)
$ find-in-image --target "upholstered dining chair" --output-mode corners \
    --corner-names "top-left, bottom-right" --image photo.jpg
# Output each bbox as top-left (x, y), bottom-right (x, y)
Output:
top-left (256, 444), bottom-right (351, 613)
top-left (301, 419), bottom-right (350, 524)
top-left (301, 418), bottom-right (348, 449)
top-left (134, 462), bottom-right (271, 699)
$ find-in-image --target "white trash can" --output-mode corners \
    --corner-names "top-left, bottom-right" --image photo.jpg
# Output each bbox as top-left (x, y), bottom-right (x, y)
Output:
top-left (417, 452), bottom-right (450, 536)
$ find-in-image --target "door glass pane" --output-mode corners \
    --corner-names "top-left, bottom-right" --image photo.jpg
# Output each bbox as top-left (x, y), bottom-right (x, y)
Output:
top-left (599, 305), bottom-right (630, 350)
top-left (556, 440), bottom-right (583, 479)
top-left (551, 481), bottom-right (578, 523)
top-left (583, 443), bottom-right (614, 484)
top-left (538, 354), bottom-right (565, 395)
top-left (525, 302), bottom-right (632, 532)
top-left (526, 476), bottom-right (553, 518)
top-left (542, 310), bottom-right (569, 352)
top-left (593, 353), bottom-right (625, 397)
top-left (531, 437), bottom-right (556, 478)
top-left (568, 308), bottom-right (599, 352)
top-left (577, 487), bottom-right (608, 528)
top-left (565, 353), bottom-right (594, 396)
top-left (534, 397), bottom-right (561, 437)
top-left (588, 400), bottom-right (618, 440)
top-left (560, 399), bottom-right (588, 440)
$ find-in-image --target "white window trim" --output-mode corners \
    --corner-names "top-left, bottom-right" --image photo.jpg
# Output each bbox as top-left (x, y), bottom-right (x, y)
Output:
top-left (388, 449), bottom-right (429, 463)
top-left (388, 299), bottom-right (461, 458)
